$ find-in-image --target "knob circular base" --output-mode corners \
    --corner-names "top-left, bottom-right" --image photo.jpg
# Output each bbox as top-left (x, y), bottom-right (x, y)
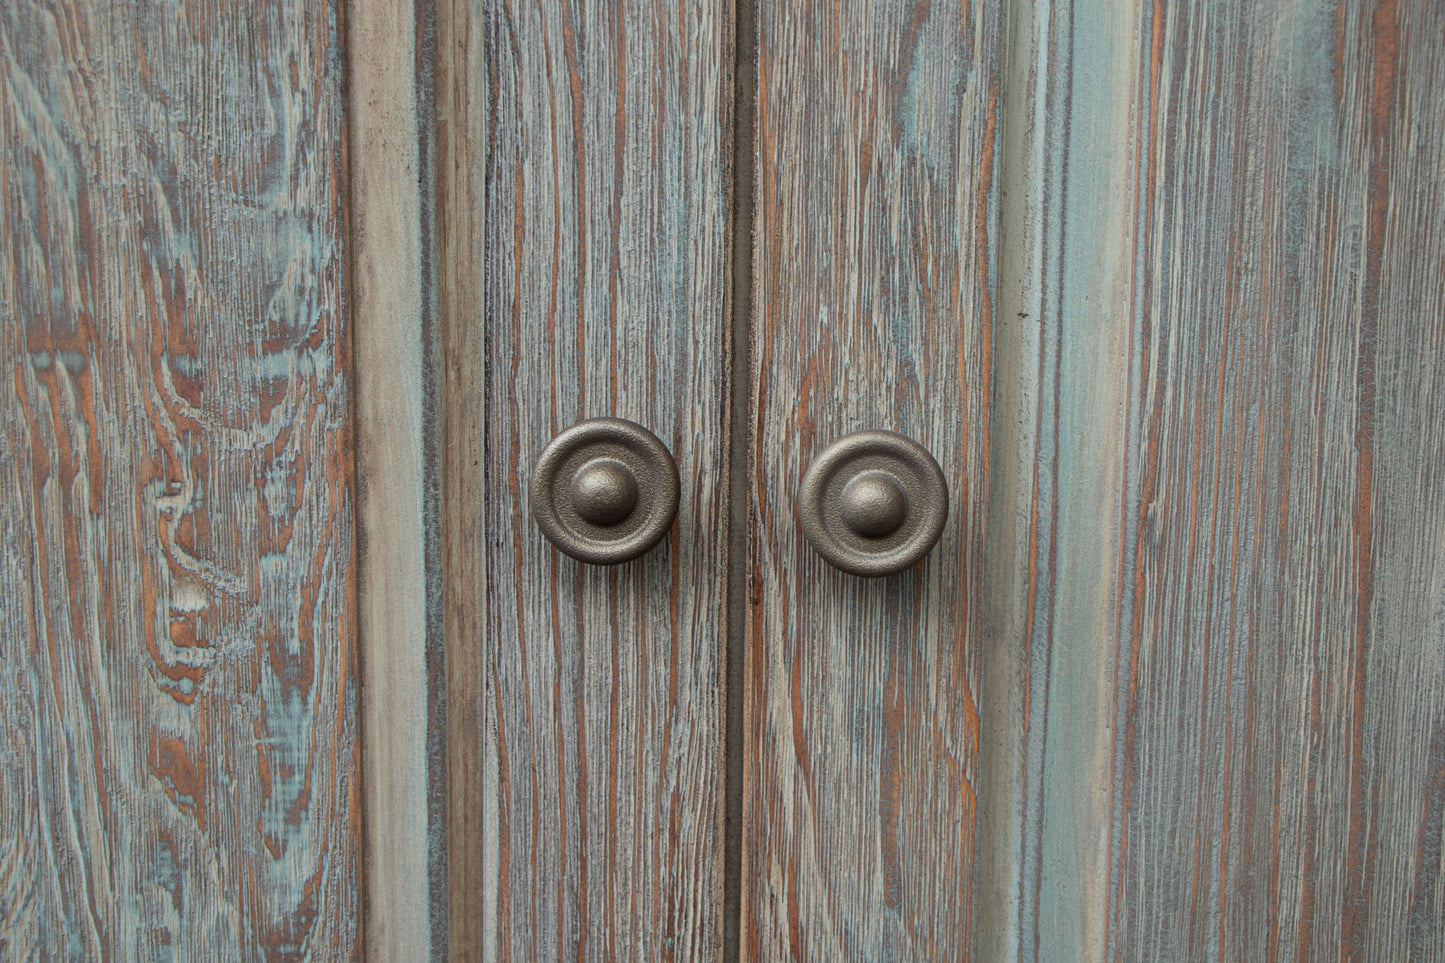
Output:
top-left (531, 418), bottom-right (680, 565)
top-left (798, 430), bottom-right (948, 576)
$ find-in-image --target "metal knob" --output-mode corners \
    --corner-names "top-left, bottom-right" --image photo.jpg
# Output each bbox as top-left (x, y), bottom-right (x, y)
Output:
top-left (798, 430), bottom-right (948, 576)
top-left (530, 418), bottom-right (680, 564)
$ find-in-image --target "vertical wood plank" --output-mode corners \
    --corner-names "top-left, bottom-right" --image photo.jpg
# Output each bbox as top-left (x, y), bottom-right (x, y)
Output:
top-left (745, 1), bottom-right (1000, 957)
top-left (436, 0), bottom-right (489, 959)
top-left (0, 1), bottom-right (359, 957)
top-left (978, 0), bottom-right (1143, 956)
top-left (983, 0), bottom-right (1445, 958)
top-left (482, 0), bottom-right (734, 956)
top-left (348, 0), bottom-right (440, 957)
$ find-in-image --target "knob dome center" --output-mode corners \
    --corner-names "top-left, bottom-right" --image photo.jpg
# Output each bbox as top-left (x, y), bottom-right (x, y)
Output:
top-left (571, 458), bottom-right (639, 526)
top-left (840, 471), bottom-right (907, 539)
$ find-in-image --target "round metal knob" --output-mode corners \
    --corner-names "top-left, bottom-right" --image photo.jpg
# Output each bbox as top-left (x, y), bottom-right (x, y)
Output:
top-left (798, 430), bottom-right (948, 576)
top-left (530, 418), bottom-right (680, 565)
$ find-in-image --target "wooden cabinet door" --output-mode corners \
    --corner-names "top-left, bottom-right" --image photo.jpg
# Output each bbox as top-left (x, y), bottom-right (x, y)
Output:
top-left (475, 1), bottom-right (736, 958)
top-left (743, 1), bottom-right (998, 956)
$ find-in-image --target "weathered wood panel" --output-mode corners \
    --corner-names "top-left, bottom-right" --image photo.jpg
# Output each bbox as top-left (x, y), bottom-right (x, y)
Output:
top-left (745, 0), bottom-right (1000, 956)
top-left (348, 0), bottom-right (441, 956)
top-left (981, 0), bottom-right (1445, 959)
top-left (482, 1), bottom-right (733, 956)
top-left (0, 1), bottom-right (358, 959)
top-left (435, 0), bottom-right (489, 959)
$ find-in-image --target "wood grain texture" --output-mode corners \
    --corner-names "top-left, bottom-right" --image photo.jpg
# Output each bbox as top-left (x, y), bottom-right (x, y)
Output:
top-left (744, 1), bottom-right (1000, 957)
top-left (482, 0), bottom-right (733, 956)
top-left (983, 0), bottom-right (1445, 959)
top-left (347, 0), bottom-right (439, 956)
top-left (435, 0), bottom-right (489, 959)
top-left (0, 1), bottom-right (359, 958)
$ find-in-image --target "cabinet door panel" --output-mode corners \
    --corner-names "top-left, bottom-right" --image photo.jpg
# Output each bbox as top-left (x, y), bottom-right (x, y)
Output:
top-left (0, 1), bottom-right (359, 956)
top-left (481, 1), bottom-right (734, 956)
top-left (745, 1), bottom-right (1000, 956)
top-left (986, 0), bottom-right (1445, 959)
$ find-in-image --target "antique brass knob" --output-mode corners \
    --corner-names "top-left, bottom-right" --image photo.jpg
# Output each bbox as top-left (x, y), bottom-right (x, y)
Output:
top-left (530, 418), bottom-right (680, 564)
top-left (798, 430), bottom-right (948, 576)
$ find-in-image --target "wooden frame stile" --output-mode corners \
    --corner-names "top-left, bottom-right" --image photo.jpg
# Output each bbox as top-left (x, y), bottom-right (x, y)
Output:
top-left (434, 0), bottom-right (490, 960)
top-left (973, 0), bottom-right (1054, 954)
top-left (975, 0), bottom-right (1142, 956)
top-left (3, 0), bottom-right (364, 956)
top-left (975, 0), bottom-right (1145, 955)
top-left (347, 0), bottom-right (449, 957)
top-left (352, 0), bottom-right (491, 953)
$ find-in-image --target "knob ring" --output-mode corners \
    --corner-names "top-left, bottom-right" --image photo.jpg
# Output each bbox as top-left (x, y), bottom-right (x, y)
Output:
top-left (530, 418), bottom-right (680, 565)
top-left (798, 430), bottom-right (948, 577)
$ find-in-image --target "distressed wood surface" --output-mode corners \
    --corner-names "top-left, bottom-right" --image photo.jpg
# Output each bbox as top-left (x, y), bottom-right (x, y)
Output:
top-left (348, 0), bottom-right (440, 957)
top-left (0, 1), bottom-right (359, 959)
top-left (435, 0), bottom-right (488, 959)
top-left (482, 0), bottom-right (733, 956)
top-left (981, 0), bottom-right (1445, 959)
top-left (744, 1), bottom-right (999, 957)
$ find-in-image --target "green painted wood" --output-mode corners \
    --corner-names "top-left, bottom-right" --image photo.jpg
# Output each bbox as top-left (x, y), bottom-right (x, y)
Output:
top-left (481, 0), bottom-right (734, 956)
top-left (744, 1), bottom-right (1000, 957)
top-left (982, 0), bottom-right (1445, 958)
top-left (0, 1), bottom-right (359, 958)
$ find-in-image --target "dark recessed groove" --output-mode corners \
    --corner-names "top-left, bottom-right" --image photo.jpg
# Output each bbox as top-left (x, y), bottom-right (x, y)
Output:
top-left (723, 0), bottom-right (758, 957)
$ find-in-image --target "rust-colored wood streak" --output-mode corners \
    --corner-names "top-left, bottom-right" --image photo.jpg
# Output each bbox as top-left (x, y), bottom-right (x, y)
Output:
top-left (983, 0), bottom-right (1445, 959)
top-left (0, 2), bottom-right (358, 959)
top-left (482, 1), bottom-right (733, 957)
top-left (745, 1), bottom-right (999, 957)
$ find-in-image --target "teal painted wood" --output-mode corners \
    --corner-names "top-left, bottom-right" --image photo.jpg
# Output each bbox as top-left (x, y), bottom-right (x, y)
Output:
top-left (0, 1), bottom-right (359, 959)
top-left (745, 0), bottom-right (1000, 957)
top-left (481, 0), bottom-right (733, 956)
top-left (982, 0), bottom-right (1445, 959)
